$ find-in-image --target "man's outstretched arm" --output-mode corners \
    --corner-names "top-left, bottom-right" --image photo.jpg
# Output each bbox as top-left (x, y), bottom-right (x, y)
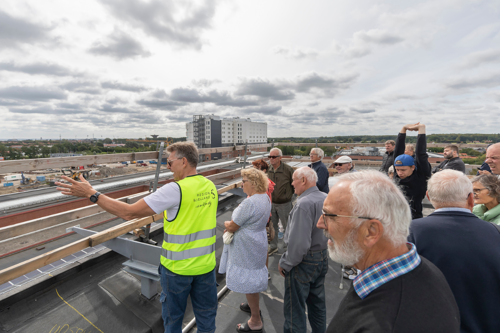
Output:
top-left (411, 124), bottom-right (431, 176)
top-left (56, 175), bottom-right (156, 221)
top-left (395, 123), bottom-right (420, 158)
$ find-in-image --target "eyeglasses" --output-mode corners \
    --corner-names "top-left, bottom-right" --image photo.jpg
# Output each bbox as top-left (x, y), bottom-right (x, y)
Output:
top-left (167, 158), bottom-right (182, 167)
top-left (473, 188), bottom-right (488, 195)
top-left (310, 153), bottom-right (318, 156)
top-left (321, 210), bottom-right (373, 222)
top-left (268, 155), bottom-right (280, 159)
top-left (334, 163), bottom-right (346, 167)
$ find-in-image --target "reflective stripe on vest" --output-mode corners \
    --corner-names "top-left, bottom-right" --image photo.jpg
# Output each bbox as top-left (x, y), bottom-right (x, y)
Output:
top-left (164, 227), bottom-right (216, 244)
top-left (160, 174), bottom-right (218, 276)
top-left (162, 243), bottom-right (216, 261)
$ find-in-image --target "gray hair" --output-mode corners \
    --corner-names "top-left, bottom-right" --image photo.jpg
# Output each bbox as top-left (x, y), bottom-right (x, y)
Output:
top-left (310, 148), bottom-right (324, 159)
top-left (294, 166), bottom-right (318, 184)
top-left (166, 141), bottom-right (198, 167)
top-left (388, 165), bottom-right (395, 174)
top-left (270, 148), bottom-right (282, 156)
top-left (427, 170), bottom-right (472, 208)
top-left (471, 174), bottom-right (500, 202)
top-left (335, 170), bottom-right (411, 247)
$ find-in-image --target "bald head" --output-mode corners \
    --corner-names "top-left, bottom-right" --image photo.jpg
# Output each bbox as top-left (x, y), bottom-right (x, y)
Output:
top-left (486, 143), bottom-right (500, 175)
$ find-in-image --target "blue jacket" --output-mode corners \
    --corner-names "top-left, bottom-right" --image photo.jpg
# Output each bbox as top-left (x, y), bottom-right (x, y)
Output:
top-left (309, 160), bottom-right (329, 194)
top-left (408, 210), bottom-right (500, 333)
top-left (477, 161), bottom-right (492, 175)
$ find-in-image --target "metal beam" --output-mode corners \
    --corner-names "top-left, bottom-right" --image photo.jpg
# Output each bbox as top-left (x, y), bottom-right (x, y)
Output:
top-left (0, 182), bottom-right (242, 286)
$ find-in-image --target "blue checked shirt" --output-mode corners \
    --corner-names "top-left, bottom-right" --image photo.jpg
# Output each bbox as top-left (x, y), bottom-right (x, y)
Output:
top-left (353, 242), bottom-right (421, 299)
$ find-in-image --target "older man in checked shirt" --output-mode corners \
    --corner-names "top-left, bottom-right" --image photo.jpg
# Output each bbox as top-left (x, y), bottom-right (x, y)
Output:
top-left (317, 170), bottom-right (460, 333)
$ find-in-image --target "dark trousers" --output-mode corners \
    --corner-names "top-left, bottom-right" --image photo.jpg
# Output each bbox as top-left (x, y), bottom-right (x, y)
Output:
top-left (159, 265), bottom-right (218, 333)
top-left (284, 249), bottom-right (328, 333)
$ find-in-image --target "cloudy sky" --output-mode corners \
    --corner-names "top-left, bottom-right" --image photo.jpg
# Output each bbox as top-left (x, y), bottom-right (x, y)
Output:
top-left (1, 0), bottom-right (499, 140)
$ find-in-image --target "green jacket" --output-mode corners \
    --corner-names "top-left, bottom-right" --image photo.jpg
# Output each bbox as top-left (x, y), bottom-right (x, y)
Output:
top-left (473, 204), bottom-right (500, 226)
top-left (267, 162), bottom-right (294, 204)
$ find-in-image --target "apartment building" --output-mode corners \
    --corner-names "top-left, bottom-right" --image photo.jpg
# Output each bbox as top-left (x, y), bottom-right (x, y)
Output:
top-left (186, 115), bottom-right (267, 161)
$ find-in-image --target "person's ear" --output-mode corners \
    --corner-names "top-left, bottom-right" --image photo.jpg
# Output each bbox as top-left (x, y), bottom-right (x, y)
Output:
top-left (362, 219), bottom-right (383, 248)
top-left (426, 191), bottom-right (430, 202)
top-left (467, 192), bottom-right (474, 211)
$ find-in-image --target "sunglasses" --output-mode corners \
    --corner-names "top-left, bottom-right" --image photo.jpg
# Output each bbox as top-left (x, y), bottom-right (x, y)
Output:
top-left (167, 158), bottom-right (182, 167)
top-left (334, 163), bottom-right (346, 166)
top-left (268, 155), bottom-right (280, 159)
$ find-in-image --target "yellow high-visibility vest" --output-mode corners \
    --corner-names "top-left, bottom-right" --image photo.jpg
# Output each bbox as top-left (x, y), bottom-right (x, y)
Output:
top-left (161, 175), bottom-right (218, 275)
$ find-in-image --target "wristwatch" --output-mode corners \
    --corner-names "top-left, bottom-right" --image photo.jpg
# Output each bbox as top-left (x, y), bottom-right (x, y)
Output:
top-left (89, 191), bottom-right (101, 203)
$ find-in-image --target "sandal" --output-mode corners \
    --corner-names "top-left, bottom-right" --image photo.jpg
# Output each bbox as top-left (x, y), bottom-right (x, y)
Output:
top-left (239, 304), bottom-right (264, 323)
top-left (240, 302), bottom-right (251, 313)
top-left (236, 321), bottom-right (263, 333)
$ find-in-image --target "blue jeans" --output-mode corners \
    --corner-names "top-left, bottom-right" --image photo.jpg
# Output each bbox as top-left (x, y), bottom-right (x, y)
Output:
top-left (159, 265), bottom-right (218, 333)
top-left (283, 249), bottom-right (328, 333)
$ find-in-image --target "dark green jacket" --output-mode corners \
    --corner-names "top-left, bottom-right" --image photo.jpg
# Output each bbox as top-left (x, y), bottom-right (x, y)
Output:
top-left (267, 162), bottom-right (294, 204)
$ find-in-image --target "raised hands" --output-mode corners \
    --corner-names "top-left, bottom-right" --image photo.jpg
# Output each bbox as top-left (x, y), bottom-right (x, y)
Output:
top-left (401, 123), bottom-right (426, 134)
top-left (55, 174), bottom-right (95, 198)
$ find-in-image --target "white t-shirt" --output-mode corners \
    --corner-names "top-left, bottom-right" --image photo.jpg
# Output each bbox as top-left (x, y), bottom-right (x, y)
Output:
top-left (143, 182), bottom-right (181, 220)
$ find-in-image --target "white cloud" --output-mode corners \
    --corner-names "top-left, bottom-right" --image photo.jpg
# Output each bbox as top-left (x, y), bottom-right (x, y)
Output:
top-left (354, 29), bottom-right (404, 45)
top-left (0, 0), bottom-right (499, 139)
top-left (272, 45), bottom-right (319, 60)
top-left (459, 48), bottom-right (500, 69)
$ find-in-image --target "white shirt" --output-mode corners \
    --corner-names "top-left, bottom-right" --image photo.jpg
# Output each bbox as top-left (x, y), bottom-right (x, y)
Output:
top-left (143, 182), bottom-right (181, 220)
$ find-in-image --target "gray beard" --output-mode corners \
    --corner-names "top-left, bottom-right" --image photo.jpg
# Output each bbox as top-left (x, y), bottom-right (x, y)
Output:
top-left (323, 229), bottom-right (364, 266)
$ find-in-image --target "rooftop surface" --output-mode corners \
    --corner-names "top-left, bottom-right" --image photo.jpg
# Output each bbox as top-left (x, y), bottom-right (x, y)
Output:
top-left (0, 209), bottom-right (350, 333)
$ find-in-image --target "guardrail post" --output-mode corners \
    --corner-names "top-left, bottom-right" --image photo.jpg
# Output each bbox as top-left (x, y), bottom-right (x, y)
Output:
top-left (153, 142), bottom-right (164, 192)
top-left (243, 140), bottom-right (248, 169)
top-left (144, 141), bottom-right (164, 243)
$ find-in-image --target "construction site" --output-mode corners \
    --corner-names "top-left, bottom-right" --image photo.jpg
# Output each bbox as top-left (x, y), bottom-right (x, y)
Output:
top-left (0, 141), bottom-right (487, 333)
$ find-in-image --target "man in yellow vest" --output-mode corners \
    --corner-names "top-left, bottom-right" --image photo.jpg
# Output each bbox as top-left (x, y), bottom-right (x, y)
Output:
top-left (56, 142), bottom-right (219, 333)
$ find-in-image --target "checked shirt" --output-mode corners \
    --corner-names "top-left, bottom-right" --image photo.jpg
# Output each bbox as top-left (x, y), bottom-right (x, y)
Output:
top-left (353, 242), bottom-right (421, 299)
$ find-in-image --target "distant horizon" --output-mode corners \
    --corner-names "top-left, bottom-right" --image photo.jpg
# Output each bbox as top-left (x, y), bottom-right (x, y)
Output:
top-left (1, 133), bottom-right (499, 141)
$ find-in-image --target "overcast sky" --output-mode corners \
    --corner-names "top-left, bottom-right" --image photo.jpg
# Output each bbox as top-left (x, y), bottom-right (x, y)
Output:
top-left (1, 0), bottom-right (499, 140)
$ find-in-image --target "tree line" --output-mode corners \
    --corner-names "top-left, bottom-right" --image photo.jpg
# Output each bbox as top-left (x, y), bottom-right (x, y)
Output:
top-left (0, 140), bottom-right (159, 160)
top-left (270, 134), bottom-right (500, 144)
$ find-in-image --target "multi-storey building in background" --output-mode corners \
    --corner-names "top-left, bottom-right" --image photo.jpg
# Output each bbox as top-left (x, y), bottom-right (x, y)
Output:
top-left (186, 115), bottom-right (267, 161)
